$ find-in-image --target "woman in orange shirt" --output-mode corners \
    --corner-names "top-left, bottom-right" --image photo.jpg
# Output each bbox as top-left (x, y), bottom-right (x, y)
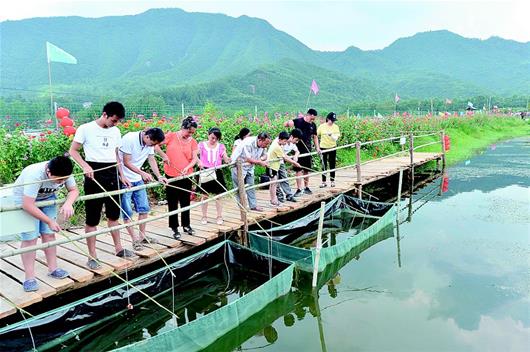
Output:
top-left (158, 116), bottom-right (198, 239)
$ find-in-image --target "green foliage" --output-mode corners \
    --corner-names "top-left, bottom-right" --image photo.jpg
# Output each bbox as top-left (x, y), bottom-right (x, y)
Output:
top-left (2, 113), bottom-right (528, 188)
top-left (1, 10), bottom-right (529, 106)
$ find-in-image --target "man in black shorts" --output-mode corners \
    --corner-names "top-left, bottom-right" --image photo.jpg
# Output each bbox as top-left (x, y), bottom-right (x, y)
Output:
top-left (284, 108), bottom-right (321, 196)
top-left (69, 101), bottom-right (134, 270)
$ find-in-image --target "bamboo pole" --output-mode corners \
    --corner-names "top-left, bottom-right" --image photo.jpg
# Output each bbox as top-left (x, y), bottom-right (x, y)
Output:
top-left (0, 188), bottom-right (238, 259)
top-left (395, 169), bottom-right (403, 268)
top-left (312, 288), bottom-right (328, 352)
top-left (312, 201), bottom-right (326, 288)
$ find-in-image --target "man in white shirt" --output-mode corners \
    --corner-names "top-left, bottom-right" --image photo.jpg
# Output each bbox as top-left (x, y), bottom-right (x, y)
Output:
top-left (69, 101), bottom-right (133, 270)
top-left (119, 128), bottom-right (167, 250)
top-left (231, 132), bottom-right (271, 211)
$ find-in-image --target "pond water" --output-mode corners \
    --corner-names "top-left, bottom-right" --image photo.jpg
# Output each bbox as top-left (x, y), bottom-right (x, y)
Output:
top-left (235, 138), bottom-right (530, 352)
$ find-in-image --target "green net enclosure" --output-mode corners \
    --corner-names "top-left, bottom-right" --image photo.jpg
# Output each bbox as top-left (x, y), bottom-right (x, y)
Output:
top-left (0, 241), bottom-right (294, 352)
top-left (249, 195), bottom-right (397, 272)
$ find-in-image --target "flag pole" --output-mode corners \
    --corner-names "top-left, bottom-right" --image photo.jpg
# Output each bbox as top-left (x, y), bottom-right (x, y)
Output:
top-left (305, 89), bottom-right (312, 110)
top-left (47, 59), bottom-right (57, 129)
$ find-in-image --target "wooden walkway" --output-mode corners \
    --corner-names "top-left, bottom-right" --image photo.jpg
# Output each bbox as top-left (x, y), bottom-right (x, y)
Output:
top-left (0, 152), bottom-right (441, 319)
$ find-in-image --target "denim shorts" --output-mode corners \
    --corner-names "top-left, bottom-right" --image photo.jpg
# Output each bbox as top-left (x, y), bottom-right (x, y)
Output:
top-left (20, 197), bottom-right (57, 241)
top-left (121, 180), bottom-right (150, 220)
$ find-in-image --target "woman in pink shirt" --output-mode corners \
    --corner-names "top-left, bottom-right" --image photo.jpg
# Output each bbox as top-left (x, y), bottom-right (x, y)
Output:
top-left (198, 127), bottom-right (231, 225)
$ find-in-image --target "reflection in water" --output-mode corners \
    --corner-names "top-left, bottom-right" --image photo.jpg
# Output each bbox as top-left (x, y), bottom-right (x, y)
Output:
top-left (238, 138), bottom-right (530, 352)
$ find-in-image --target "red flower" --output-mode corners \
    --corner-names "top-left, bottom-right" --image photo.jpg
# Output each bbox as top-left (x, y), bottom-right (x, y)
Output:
top-left (46, 130), bottom-right (52, 135)
top-left (15, 122), bottom-right (21, 127)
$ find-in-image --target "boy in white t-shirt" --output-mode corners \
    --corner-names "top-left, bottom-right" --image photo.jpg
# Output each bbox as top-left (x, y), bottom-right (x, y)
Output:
top-left (119, 128), bottom-right (167, 250)
top-left (13, 156), bottom-right (79, 291)
top-left (69, 101), bottom-right (133, 270)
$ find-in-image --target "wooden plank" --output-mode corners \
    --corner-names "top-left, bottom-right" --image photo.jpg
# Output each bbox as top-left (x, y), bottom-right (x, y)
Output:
top-left (5, 243), bottom-right (94, 284)
top-left (136, 231), bottom-right (184, 248)
top-left (146, 226), bottom-right (205, 246)
top-left (3, 255), bottom-right (74, 291)
top-left (0, 296), bottom-right (17, 319)
top-left (56, 244), bottom-right (114, 276)
top-left (0, 271), bottom-right (42, 308)
top-left (0, 259), bottom-right (56, 298)
top-left (36, 251), bottom-right (93, 283)
top-left (60, 241), bottom-right (132, 271)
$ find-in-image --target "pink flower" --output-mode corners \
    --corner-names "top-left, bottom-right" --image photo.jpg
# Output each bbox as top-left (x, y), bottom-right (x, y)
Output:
top-left (15, 122), bottom-right (21, 127)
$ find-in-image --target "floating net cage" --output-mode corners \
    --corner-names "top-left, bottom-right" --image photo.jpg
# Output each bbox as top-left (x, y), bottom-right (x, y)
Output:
top-left (249, 194), bottom-right (397, 273)
top-left (0, 241), bottom-right (294, 352)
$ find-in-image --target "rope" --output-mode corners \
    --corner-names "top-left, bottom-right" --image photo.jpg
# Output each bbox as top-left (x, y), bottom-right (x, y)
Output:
top-left (57, 229), bottom-right (178, 318)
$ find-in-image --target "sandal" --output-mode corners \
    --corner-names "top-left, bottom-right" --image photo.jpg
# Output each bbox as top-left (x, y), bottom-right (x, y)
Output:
top-left (132, 240), bottom-right (144, 251)
top-left (216, 217), bottom-right (224, 225)
top-left (140, 236), bottom-right (159, 245)
top-left (87, 258), bottom-right (102, 270)
top-left (270, 201), bottom-right (280, 207)
top-left (48, 268), bottom-right (69, 279)
top-left (116, 249), bottom-right (135, 258)
top-left (23, 279), bottom-right (39, 292)
top-left (201, 217), bottom-right (208, 225)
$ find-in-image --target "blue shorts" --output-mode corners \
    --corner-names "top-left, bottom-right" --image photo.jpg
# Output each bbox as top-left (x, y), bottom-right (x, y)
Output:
top-left (20, 197), bottom-right (57, 241)
top-left (121, 180), bottom-right (150, 220)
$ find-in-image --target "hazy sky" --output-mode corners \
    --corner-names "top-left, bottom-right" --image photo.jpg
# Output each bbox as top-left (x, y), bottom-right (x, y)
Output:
top-left (1, 0), bottom-right (528, 51)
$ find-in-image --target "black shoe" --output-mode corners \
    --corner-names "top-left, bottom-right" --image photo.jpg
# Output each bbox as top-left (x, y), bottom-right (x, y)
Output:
top-left (286, 195), bottom-right (298, 202)
top-left (171, 228), bottom-right (181, 240)
top-left (304, 187), bottom-right (313, 195)
top-left (183, 226), bottom-right (195, 235)
top-left (293, 189), bottom-right (303, 197)
top-left (277, 197), bottom-right (285, 203)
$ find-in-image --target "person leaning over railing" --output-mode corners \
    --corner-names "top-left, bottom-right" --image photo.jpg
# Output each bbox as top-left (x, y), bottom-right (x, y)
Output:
top-left (230, 132), bottom-right (271, 212)
top-left (317, 112), bottom-right (341, 188)
top-left (118, 127), bottom-right (168, 251)
top-left (13, 156), bottom-right (79, 292)
top-left (267, 131), bottom-right (302, 207)
top-left (69, 101), bottom-right (134, 270)
top-left (197, 127), bottom-right (231, 225)
top-left (276, 128), bottom-right (302, 203)
top-left (156, 116), bottom-right (199, 239)
top-left (284, 108), bottom-right (321, 196)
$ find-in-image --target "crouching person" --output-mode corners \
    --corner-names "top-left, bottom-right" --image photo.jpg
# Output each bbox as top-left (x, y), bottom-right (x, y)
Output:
top-left (13, 156), bottom-right (79, 292)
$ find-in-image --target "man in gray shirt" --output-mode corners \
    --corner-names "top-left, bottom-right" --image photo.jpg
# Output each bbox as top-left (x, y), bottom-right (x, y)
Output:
top-left (231, 132), bottom-right (271, 211)
top-left (13, 156), bottom-right (79, 292)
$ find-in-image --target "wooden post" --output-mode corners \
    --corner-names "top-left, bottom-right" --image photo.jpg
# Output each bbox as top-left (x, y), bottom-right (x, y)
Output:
top-left (312, 201), bottom-right (326, 288)
top-left (236, 160), bottom-right (249, 246)
top-left (409, 132), bottom-right (414, 166)
top-left (396, 170), bottom-right (403, 217)
top-left (440, 130), bottom-right (446, 170)
top-left (408, 133), bottom-right (414, 222)
top-left (355, 141), bottom-right (362, 198)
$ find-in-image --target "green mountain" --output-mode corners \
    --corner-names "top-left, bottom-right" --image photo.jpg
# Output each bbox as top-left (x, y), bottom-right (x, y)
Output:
top-left (1, 8), bottom-right (528, 106)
